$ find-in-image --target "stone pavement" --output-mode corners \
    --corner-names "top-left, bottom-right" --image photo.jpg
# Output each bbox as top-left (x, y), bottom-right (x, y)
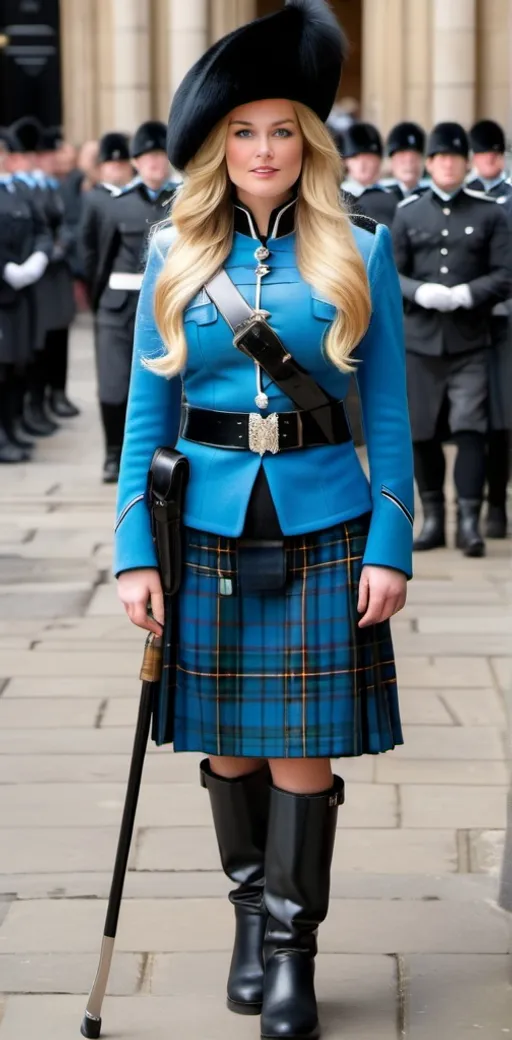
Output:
top-left (0, 317), bottom-right (511, 1039)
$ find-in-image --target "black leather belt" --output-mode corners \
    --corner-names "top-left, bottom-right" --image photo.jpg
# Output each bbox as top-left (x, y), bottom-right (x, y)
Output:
top-left (180, 403), bottom-right (351, 455)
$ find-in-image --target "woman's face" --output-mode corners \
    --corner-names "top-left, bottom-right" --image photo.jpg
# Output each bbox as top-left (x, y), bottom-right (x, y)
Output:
top-left (225, 98), bottom-right (303, 199)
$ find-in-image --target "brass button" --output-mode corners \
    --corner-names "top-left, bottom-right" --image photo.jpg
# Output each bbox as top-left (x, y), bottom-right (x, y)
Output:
top-left (441, 229), bottom-right (449, 237)
top-left (443, 208), bottom-right (451, 215)
top-left (440, 248), bottom-right (448, 255)
top-left (440, 266), bottom-right (449, 274)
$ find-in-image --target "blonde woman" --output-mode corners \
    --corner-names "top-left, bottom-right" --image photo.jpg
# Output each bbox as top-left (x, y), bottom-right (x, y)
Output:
top-left (114, 2), bottom-right (413, 1036)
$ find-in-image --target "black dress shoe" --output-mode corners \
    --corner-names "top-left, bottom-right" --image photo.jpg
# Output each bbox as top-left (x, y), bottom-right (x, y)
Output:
top-left (23, 400), bottom-right (60, 437)
top-left (103, 449), bottom-right (121, 484)
top-left (413, 491), bottom-right (446, 551)
top-left (485, 505), bottom-right (508, 540)
top-left (48, 390), bottom-right (81, 418)
top-left (8, 421), bottom-right (35, 451)
top-left (456, 499), bottom-right (486, 558)
top-left (0, 429), bottom-right (29, 464)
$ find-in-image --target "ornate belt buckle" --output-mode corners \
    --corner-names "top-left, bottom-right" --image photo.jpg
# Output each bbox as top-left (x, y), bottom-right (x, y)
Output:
top-left (248, 413), bottom-right (280, 456)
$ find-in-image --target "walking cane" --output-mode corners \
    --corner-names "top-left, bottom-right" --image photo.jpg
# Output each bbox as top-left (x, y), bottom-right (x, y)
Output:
top-left (80, 632), bottom-right (162, 1039)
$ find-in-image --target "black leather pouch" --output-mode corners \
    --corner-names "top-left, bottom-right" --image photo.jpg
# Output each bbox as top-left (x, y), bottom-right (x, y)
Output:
top-left (148, 447), bottom-right (190, 595)
top-left (237, 539), bottom-right (287, 594)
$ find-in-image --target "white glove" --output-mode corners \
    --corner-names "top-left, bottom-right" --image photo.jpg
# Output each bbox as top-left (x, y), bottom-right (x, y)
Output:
top-left (450, 284), bottom-right (473, 309)
top-left (414, 283), bottom-right (457, 311)
top-left (2, 262), bottom-right (26, 291)
top-left (18, 251), bottom-right (49, 286)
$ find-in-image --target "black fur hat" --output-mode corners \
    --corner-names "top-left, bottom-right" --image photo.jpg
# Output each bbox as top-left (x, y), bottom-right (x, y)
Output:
top-left (469, 119), bottom-right (505, 155)
top-left (0, 127), bottom-right (16, 153)
top-left (387, 121), bottom-right (425, 157)
top-left (427, 122), bottom-right (469, 159)
top-left (10, 116), bottom-right (43, 154)
top-left (131, 120), bottom-right (168, 158)
top-left (39, 126), bottom-right (65, 152)
top-left (167, 0), bottom-right (347, 171)
top-left (342, 122), bottom-right (383, 158)
top-left (98, 132), bottom-right (131, 164)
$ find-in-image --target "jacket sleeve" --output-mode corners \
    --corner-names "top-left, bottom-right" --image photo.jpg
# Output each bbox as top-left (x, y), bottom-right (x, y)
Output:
top-left (355, 223), bottom-right (415, 578)
top-left (391, 208), bottom-right (423, 302)
top-left (113, 233), bottom-right (182, 577)
top-left (466, 207), bottom-right (512, 307)
top-left (78, 194), bottom-right (100, 291)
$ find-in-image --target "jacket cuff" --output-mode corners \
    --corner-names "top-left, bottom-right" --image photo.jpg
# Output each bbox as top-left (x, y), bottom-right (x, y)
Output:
top-left (362, 486), bottom-right (414, 579)
top-left (113, 497), bottom-right (158, 577)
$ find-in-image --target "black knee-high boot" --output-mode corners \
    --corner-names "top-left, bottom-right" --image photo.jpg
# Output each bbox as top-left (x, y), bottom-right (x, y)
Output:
top-left (46, 328), bottom-right (80, 418)
top-left (100, 401), bottom-right (127, 483)
top-left (261, 777), bottom-right (344, 1040)
top-left (486, 429), bottom-right (510, 538)
top-left (200, 759), bottom-right (270, 1015)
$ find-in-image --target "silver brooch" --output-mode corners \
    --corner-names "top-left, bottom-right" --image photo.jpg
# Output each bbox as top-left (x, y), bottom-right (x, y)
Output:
top-left (254, 246), bottom-right (270, 261)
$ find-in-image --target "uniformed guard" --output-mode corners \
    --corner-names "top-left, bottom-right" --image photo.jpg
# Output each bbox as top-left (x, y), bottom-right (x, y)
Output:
top-left (1, 123), bottom-right (54, 448)
top-left (35, 126), bottom-right (80, 420)
top-left (85, 122), bottom-right (178, 483)
top-left (340, 122), bottom-right (398, 227)
top-left (467, 119), bottom-right (512, 539)
top-left (392, 121), bottom-right (511, 557)
top-left (383, 121), bottom-right (430, 201)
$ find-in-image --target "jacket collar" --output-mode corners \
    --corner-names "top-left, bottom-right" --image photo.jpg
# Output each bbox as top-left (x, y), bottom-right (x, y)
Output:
top-left (233, 194), bottom-right (297, 241)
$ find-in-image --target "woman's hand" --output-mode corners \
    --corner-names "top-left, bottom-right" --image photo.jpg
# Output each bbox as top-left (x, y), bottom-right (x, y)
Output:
top-left (117, 568), bottom-right (165, 635)
top-left (357, 565), bottom-right (407, 628)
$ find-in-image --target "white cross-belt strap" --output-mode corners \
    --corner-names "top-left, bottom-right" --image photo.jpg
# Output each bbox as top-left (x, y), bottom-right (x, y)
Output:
top-left (108, 273), bottom-right (144, 291)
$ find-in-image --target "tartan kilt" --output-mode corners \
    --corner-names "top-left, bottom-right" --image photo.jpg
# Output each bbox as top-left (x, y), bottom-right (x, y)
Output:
top-left (153, 515), bottom-right (403, 758)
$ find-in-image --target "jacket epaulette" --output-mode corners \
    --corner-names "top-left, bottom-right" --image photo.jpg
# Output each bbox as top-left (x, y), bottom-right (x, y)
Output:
top-left (397, 193), bottom-right (420, 208)
top-left (349, 212), bottom-right (378, 235)
top-left (463, 187), bottom-right (498, 202)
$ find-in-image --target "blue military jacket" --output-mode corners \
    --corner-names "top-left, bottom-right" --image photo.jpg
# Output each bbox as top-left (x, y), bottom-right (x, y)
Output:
top-left (114, 197), bottom-right (414, 577)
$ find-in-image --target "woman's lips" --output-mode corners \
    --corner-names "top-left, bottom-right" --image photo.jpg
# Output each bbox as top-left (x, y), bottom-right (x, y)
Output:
top-left (251, 167), bottom-right (278, 176)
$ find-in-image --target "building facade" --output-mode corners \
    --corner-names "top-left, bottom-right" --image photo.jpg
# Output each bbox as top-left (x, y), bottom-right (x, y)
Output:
top-left (1, 0), bottom-right (510, 142)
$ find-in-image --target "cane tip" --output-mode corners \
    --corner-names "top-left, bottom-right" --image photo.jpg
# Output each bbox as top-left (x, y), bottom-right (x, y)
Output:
top-left (81, 1013), bottom-right (102, 1039)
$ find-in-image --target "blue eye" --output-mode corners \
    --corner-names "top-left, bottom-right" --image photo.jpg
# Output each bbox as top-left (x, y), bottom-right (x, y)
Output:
top-left (274, 128), bottom-right (293, 138)
top-left (235, 129), bottom-right (253, 138)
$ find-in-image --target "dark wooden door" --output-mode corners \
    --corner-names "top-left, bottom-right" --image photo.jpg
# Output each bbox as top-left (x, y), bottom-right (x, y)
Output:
top-left (0, 0), bottom-right (62, 128)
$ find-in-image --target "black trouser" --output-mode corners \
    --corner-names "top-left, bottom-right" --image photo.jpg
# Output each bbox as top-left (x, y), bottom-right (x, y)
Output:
top-left (414, 431), bottom-right (486, 500)
top-left (45, 327), bottom-right (69, 392)
top-left (486, 429), bottom-right (510, 510)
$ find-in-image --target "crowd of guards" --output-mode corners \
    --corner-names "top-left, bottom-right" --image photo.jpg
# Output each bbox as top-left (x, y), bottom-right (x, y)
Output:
top-left (1, 110), bottom-right (510, 554)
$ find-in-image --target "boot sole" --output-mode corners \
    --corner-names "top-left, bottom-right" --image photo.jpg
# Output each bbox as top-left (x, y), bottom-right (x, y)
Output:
top-left (413, 540), bottom-right (446, 552)
top-left (261, 1029), bottom-right (319, 1039)
top-left (462, 543), bottom-right (486, 558)
top-left (227, 997), bottom-right (263, 1016)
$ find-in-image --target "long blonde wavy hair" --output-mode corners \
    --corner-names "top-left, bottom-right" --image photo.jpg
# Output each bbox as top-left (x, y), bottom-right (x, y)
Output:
top-left (152, 102), bottom-right (371, 376)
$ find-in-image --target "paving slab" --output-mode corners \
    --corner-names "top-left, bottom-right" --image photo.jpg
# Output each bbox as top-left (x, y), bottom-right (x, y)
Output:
top-left (0, 649), bottom-right (140, 677)
top-left (0, 727), bottom-right (136, 755)
top-left (0, 897), bottom-right (508, 954)
top-left (405, 954), bottom-right (512, 1037)
top-left (400, 784), bottom-right (508, 830)
top-left (0, 826), bottom-right (124, 874)
top-left (396, 689), bottom-right (454, 725)
top-left (0, 783), bottom-right (210, 829)
top-left (440, 687), bottom-right (508, 727)
top-left (396, 726), bottom-right (505, 760)
top-left (3, 676), bottom-right (141, 698)
top-left (135, 827), bottom-right (459, 874)
top-left (0, 951), bottom-right (142, 995)
top-left (375, 758), bottom-right (509, 786)
top-left (0, 870), bottom-right (498, 904)
top-left (86, 584), bottom-right (124, 617)
top-left (151, 952), bottom-right (398, 1037)
top-left (0, 698), bottom-right (101, 729)
top-left (396, 657), bottom-right (495, 687)
top-left (418, 615), bottom-right (512, 634)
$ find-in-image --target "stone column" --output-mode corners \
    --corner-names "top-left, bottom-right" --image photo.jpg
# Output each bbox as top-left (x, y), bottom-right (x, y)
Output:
top-left (210, 0), bottom-right (256, 42)
top-left (476, 0), bottom-right (510, 131)
top-left (403, 0), bottom-right (432, 130)
top-left (111, 0), bottom-right (151, 130)
top-left (432, 0), bottom-right (476, 126)
top-left (168, 0), bottom-right (208, 95)
top-left (60, 0), bottom-right (98, 142)
top-left (362, 0), bottom-right (405, 136)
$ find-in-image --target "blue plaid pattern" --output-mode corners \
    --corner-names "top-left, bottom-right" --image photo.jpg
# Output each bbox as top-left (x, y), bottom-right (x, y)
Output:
top-left (154, 515), bottom-right (403, 757)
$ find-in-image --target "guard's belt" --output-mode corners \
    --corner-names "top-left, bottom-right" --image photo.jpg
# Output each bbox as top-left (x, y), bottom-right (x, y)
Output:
top-left (179, 402), bottom-right (351, 456)
top-left (108, 272), bottom-right (144, 291)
